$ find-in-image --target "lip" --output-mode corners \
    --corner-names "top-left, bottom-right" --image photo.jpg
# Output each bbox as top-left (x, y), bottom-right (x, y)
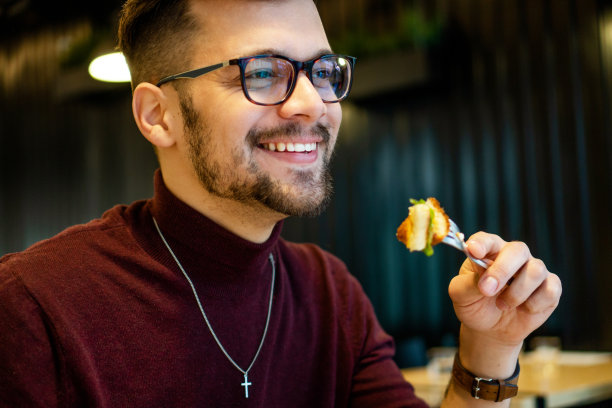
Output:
top-left (256, 142), bottom-right (320, 164)
top-left (258, 137), bottom-right (322, 145)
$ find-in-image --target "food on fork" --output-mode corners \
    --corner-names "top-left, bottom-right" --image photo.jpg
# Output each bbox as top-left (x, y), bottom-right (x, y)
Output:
top-left (396, 198), bottom-right (450, 256)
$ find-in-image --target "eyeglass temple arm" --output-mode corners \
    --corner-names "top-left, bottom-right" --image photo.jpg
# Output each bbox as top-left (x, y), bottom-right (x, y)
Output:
top-left (156, 61), bottom-right (230, 87)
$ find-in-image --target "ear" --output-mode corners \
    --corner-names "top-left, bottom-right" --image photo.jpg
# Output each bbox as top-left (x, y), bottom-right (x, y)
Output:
top-left (132, 83), bottom-right (176, 148)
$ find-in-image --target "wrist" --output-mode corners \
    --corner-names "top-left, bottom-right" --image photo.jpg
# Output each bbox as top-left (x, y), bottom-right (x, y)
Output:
top-left (459, 325), bottom-right (522, 379)
top-left (451, 352), bottom-right (520, 402)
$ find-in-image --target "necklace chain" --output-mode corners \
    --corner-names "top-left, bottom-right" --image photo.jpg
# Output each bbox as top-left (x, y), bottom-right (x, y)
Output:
top-left (152, 217), bottom-right (275, 398)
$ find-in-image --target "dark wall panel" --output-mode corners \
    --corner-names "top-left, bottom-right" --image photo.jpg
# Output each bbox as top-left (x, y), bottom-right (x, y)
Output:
top-left (2, 0), bottom-right (611, 352)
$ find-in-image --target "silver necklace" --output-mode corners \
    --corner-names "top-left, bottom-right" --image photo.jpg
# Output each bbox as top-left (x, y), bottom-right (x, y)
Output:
top-left (152, 217), bottom-right (275, 399)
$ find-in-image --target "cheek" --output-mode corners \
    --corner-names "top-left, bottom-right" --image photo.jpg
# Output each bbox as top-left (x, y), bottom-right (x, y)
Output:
top-left (327, 103), bottom-right (342, 129)
top-left (214, 108), bottom-right (263, 150)
top-left (326, 104), bottom-right (342, 144)
top-left (188, 81), bottom-right (262, 141)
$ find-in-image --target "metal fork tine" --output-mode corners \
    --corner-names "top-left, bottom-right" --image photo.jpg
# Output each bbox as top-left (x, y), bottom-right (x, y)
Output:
top-left (442, 233), bottom-right (463, 251)
top-left (448, 219), bottom-right (459, 233)
top-left (442, 218), bottom-right (488, 269)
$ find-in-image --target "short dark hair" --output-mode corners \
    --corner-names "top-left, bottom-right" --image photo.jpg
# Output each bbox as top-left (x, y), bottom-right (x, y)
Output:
top-left (117, 0), bottom-right (199, 88)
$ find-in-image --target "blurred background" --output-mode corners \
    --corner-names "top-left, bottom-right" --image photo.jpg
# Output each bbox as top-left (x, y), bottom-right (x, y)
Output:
top-left (1, 0), bottom-right (611, 368)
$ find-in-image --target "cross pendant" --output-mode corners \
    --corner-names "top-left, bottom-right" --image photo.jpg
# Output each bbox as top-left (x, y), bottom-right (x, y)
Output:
top-left (241, 373), bottom-right (252, 398)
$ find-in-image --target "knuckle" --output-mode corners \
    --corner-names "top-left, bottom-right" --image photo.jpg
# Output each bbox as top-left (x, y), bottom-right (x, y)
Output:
top-left (550, 271), bottom-right (562, 286)
top-left (547, 273), bottom-right (563, 300)
top-left (469, 231), bottom-right (503, 245)
top-left (510, 240), bottom-right (531, 258)
top-left (532, 257), bottom-right (547, 270)
top-left (523, 273), bottom-right (562, 313)
top-left (468, 231), bottom-right (489, 243)
top-left (526, 258), bottom-right (548, 280)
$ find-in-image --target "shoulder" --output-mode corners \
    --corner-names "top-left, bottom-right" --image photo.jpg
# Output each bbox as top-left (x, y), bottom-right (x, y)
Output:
top-left (2, 205), bottom-right (123, 258)
top-left (0, 201), bottom-right (147, 285)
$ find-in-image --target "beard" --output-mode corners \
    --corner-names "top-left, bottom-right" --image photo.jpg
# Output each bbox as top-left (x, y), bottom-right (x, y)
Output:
top-left (178, 91), bottom-right (334, 217)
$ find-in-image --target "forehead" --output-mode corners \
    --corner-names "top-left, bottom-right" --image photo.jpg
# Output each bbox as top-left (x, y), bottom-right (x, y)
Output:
top-left (188, 0), bottom-right (331, 62)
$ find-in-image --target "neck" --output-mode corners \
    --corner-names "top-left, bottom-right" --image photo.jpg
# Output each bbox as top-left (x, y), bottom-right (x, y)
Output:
top-left (160, 167), bottom-right (285, 244)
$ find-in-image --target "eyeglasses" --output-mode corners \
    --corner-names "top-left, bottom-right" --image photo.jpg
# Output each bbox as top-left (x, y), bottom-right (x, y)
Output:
top-left (156, 54), bottom-right (356, 106)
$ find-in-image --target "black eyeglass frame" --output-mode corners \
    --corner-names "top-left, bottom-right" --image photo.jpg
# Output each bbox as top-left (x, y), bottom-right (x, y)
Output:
top-left (156, 53), bottom-right (356, 106)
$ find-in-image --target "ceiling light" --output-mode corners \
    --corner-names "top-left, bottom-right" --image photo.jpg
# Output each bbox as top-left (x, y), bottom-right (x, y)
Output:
top-left (88, 52), bottom-right (131, 83)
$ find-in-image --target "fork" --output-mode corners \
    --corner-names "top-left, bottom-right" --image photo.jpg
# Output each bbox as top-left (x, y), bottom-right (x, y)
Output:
top-left (442, 219), bottom-right (488, 269)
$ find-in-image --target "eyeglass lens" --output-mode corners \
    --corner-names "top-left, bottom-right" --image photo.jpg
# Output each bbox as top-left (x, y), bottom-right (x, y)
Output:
top-left (243, 55), bottom-right (352, 105)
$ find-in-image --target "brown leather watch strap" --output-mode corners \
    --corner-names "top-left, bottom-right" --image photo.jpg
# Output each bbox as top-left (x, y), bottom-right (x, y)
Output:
top-left (451, 353), bottom-right (520, 402)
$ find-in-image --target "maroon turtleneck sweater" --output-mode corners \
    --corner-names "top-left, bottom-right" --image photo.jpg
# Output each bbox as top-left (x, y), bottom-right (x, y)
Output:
top-left (0, 171), bottom-right (426, 407)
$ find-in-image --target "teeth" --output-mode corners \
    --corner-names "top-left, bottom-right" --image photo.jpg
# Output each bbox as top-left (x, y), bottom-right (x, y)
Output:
top-left (264, 142), bottom-right (316, 152)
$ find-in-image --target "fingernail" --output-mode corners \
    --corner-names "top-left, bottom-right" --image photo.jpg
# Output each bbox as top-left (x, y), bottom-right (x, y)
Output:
top-left (480, 276), bottom-right (499, 296)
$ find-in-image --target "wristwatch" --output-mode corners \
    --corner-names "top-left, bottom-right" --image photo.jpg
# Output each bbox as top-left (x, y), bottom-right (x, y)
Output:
top-left (451, 353), bottom-right (520, 402)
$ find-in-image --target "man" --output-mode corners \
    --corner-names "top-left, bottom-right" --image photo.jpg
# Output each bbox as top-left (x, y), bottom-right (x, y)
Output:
top-left (0, 0), bottom-right (561, 406)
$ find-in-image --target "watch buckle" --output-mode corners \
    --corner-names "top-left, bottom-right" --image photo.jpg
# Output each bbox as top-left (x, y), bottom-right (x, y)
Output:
top-left (471, 377), bottom-right (495, 399)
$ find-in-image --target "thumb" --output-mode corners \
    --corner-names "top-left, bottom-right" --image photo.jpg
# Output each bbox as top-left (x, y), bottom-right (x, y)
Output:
top-left (448, 269), bottom-right (482, 307)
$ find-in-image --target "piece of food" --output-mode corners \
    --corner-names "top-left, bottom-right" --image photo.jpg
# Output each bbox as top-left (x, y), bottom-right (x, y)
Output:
top-left (396, 198), bottom-right (450, 256)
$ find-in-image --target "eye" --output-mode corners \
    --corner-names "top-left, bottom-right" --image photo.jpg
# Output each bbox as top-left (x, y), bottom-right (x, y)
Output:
top-left (312, 65), bottom-right (340, 90)
top-left (312, 59), bottom-right (340, 85)
top-left (244, 58), bottom-right (281, 89)
top-left (313, 67), bottom-right (333, 80)
top-left (244, 69), bottom-right (281, 90)
top-left (247, 69), bottom-right (275, 80)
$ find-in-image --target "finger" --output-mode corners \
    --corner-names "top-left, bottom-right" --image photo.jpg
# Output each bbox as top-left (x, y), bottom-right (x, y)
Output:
top-left (458, 256), bottom-right (486, 276)
top-left (472, 240), bottom-right (532, 297)
top-left (465, 231), bottom-right (506, 260)
top-left (517, 272), bottom-right (562, 314)
top-left (462, 232), bottom-right (503, 283)
top-left (495, 257), bottom-right (549, 310)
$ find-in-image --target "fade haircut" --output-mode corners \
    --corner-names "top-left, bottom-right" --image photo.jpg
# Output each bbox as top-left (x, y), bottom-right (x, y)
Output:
top-left (117, 0), bottom-right (199, 89)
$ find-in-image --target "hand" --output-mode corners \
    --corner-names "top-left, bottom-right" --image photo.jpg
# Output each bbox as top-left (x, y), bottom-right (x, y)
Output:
top-left (448, 232), bottom-right (562, 364)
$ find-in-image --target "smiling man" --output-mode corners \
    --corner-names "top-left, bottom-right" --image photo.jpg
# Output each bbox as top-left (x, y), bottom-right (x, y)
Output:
top-left (0, 0), bottom-right (561, 407)
top-left (129, 0), bottom-right (344, 243)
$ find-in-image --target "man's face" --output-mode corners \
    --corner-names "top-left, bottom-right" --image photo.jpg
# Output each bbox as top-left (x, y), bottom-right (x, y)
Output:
top-left (176, 0), bottom-right (342, 217)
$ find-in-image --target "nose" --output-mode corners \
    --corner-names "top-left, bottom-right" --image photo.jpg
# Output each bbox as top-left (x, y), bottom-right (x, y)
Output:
top-left (277, 72), bottom-right (326, 121)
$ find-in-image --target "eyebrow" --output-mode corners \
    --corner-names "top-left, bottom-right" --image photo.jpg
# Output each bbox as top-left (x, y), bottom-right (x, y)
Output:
top-left (237, 48), bottom-right (334, 60)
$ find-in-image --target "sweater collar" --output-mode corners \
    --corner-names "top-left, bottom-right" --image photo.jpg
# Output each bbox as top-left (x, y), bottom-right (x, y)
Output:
top-left (149, 170), bottom-right (282, 273)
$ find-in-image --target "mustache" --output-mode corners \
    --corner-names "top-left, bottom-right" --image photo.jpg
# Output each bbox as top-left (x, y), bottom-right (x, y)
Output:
top-left (246, 122), bottom-right (331, 146)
